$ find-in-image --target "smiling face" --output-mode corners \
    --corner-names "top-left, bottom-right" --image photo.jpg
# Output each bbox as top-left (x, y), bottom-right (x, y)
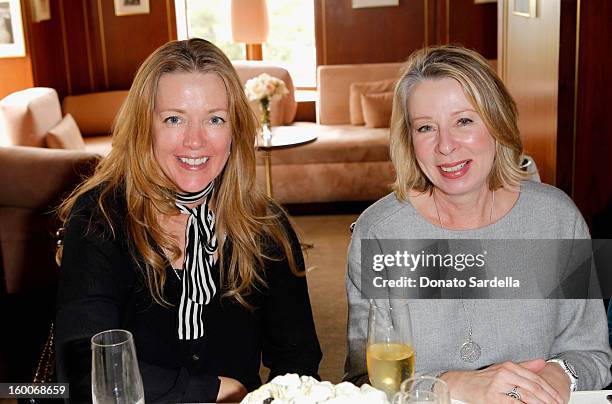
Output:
top-left (408, 77), bottom-right (496, 197)
top-left (152, 72), bottom-right (232, 193)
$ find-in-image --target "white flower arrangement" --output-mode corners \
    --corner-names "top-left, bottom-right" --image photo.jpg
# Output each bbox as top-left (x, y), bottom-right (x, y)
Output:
top-left (245, 73), bottom-right (289, 143)
top-left (244, 73), bottom-right (289, 103)
top-left (240, 374), bottom-right (390, 404)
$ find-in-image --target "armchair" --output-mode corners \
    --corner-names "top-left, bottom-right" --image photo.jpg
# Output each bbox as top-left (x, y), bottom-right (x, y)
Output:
top-left (0, 146), bottom-right (100, 382)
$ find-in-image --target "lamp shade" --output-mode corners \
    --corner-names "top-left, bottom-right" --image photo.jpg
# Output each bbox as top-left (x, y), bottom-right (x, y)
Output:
top-left (231, 0), bottom-right (269, 43)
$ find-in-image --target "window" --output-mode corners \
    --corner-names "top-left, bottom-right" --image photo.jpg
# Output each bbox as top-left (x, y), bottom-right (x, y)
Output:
top-left (179, 0), bottom-right (245, 60)
top-left (263, 0), bottom-right (316, 88)
top-left (178, 0), bottom-right (316, 88)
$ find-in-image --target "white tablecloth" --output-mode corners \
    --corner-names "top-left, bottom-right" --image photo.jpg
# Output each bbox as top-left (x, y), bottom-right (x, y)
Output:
top-left (569, 390), bottom-right (612, 403)
top-left (191, 390), bottom-right (612, 403)
top-left (451, 390), bottom-right (612, 404)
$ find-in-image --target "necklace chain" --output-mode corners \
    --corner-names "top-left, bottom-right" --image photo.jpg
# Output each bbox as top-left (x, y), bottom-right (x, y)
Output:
top-left (432, 189), bottom-right (495, 229)
top-left (431, 188), bottom-right (495, 363)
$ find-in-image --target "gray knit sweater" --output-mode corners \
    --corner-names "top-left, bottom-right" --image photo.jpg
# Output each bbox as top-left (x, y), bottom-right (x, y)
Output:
top-left (344, 181), bottom-right (612, 390)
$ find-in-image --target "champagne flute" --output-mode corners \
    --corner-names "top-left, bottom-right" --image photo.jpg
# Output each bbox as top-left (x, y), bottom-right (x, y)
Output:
top-left (393, 375), bottom-right (450, 404)
top-left (366, 300), bottom-right (415, 399)
top-left (91, 329), bottom-right (145, 404)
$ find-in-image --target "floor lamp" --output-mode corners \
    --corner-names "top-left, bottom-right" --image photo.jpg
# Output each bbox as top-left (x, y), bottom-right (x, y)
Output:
top-left (231, 0), bottom-right (269, 61)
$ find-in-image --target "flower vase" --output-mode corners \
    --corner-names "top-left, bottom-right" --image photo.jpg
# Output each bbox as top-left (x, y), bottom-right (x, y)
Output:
top-left (261, 97), bottom-right (272, 144)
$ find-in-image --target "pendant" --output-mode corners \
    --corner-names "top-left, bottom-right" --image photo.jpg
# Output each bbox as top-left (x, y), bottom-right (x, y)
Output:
top-left (460, 338), bottom-right (481, 363)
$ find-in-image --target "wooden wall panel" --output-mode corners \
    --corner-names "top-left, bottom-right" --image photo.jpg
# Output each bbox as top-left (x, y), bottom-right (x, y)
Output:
top-left (500, 0), bottom-right (561, 184)
top-left (449, 0), bottom-right (497, 59)
top-left (0, 0), bottom-right (177, 98)
top-left (499, 0), bottom-right (611, 229)
top-left (86, 0), bottom-right (110, 92)
top-left (93, 0), bottom-right (177, 90)
top-left (315, 0), bottom-right (497, 67)
top-left (554, 0), bottom-right (578, 196)
top-left (430, 0), bottom-right (447, 45)
top-left (573, 0), bottom-right (612, 232)
top-left (61, 1), bottom-right (96, 94)
top-left (0, 58), bottom-right (33, 98)
top-left (315, 0), bottom-right (427, 66)
top-left (26, 0), bottom-right (68, 98)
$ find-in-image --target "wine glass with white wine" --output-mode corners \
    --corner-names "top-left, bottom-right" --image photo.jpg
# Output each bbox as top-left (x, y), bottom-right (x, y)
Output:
top-left (367, 300), bottom-right (415, 399)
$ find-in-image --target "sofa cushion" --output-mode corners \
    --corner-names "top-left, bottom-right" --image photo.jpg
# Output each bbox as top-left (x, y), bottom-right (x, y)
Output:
top-left (349, 79), bottom-right (396, 125)
top-left (361, 91), bottom-right (393, 128)
top-left (233, 61), bottom-right (297, 126)
top-left (318, 63), bottom-right (402, 125)
top-left (45, 114), bottom-right (85, 150)
top-left (0, 87), bottom-right (62, 147)
top-left (256, 123), bottom-right (390, 165)
top-left (62, 90), bottom-right (128, 137)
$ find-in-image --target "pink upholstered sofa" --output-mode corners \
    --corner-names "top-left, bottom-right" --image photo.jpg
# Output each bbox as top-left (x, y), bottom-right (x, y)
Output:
top-left (0, 62), bottom-right (402, 204)
top-left (260, 63), bottom-right (401, 203)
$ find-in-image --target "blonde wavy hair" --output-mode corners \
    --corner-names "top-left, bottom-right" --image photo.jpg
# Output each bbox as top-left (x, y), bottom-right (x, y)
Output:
top-left (390, 45), bottom-right (529, 200)
top-left (57, 38), bottom-right (300, 308)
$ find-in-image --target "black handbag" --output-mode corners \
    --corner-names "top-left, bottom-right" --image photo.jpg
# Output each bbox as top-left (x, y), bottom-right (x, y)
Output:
top-left (22, 228), bottom-right (63, 404)
top-left (23, 324), bottom-right (59, 404)
top-left (32, 226), bottom-right (64, 385)
top-left (32, 323), bottom-right (55, 384)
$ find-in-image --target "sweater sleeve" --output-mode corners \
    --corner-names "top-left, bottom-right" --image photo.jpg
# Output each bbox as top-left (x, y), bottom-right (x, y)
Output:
top-left (343, 222), bottom-right (371, 386)
top-left (260, 211), bottom-right (322, 380)
top-left (549, 212), bottom-right (612, 390)
top-left (55, 194), bottom-right (221, 403)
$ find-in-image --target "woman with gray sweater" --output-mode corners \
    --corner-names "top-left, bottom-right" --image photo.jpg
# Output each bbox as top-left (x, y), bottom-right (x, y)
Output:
top-left (344, 46), bottom-right (611, 404)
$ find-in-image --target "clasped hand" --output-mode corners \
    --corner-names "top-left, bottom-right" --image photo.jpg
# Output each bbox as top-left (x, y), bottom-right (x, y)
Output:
top-left (441, 358), bottom-right (571, 404)
top-left (217, 376), bottom-right (247, 402)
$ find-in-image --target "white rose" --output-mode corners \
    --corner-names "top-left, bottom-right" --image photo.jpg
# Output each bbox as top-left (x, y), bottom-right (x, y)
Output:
top-left (244, 73), bottom-right (289, 101)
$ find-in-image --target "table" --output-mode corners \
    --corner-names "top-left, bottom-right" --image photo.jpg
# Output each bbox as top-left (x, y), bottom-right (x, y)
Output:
top-left (186, 390), bottom-right (612, 403)
top-left (255, 126), bottom-right (317, 198)
top-left (451, 390), bottom-right (612, 404)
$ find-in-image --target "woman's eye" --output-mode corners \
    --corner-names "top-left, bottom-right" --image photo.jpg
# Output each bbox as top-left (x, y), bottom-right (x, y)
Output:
top-left (210, 116), bottom-right (226, 125)
top-left (457, 117), bottom-right (473, 126)
top-left (163, 116), bottom-right (181, 125)
top-left (416, 125), bottom-right (433, 133)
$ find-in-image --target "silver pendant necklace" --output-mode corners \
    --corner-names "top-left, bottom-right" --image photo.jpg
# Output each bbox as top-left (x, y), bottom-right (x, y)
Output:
top-left (459, 300), bottom-right (481, 363)
top-left (432, 189), bottom-right (495, 363)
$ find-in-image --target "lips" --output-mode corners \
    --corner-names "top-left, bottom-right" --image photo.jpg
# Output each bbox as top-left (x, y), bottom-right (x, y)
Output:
top-left (176, 156), bottom-right (209, 170)
top-left (437, 159), bottom-right (472, 179)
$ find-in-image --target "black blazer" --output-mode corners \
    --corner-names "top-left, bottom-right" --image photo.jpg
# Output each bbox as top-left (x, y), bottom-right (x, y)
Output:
top-left (55, 187), bottom-right (321, 403)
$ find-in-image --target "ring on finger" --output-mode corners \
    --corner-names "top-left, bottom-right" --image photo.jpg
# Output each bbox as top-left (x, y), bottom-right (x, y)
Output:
top-left (506, 386), bottom-right (522, 401)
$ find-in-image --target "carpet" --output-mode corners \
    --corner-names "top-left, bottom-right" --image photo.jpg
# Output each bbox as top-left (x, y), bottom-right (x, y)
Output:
top-left (293, 214), bottom-right (359, 383)
top-left (258, 213), bottom-right (360, 384)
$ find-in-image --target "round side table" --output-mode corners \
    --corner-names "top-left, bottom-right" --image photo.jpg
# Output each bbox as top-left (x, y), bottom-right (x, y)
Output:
top-left (255, 126), bottom-right (317, 198)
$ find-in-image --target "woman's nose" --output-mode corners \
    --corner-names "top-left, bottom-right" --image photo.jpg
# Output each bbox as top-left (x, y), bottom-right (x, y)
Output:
top-left (183, 124), bottom-right (205, 149)
top-left (436, 127), bottom-right (457, 156)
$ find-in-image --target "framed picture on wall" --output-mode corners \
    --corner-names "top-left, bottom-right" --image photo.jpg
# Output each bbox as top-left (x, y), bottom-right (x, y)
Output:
top-left (352, 0), bottom-right (399, 9)
top-left (114, 0), bottom-right (150, 16)
top-left (31, 0), bottom-right (51, 23)
top-left (0, 0), bottom-right (25, 58)
top-left (513, 0), bottom-right (536, 18)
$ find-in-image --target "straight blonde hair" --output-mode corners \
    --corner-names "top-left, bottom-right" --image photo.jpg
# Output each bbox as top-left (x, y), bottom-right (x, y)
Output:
top-left (58, 38), bottom-right (301, 308)
top-left (390, 45), bottom-right (528, 200)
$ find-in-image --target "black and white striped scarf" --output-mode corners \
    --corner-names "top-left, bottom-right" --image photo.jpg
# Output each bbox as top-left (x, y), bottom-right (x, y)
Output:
top-left (175, 182), bottom-right (217, 340)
